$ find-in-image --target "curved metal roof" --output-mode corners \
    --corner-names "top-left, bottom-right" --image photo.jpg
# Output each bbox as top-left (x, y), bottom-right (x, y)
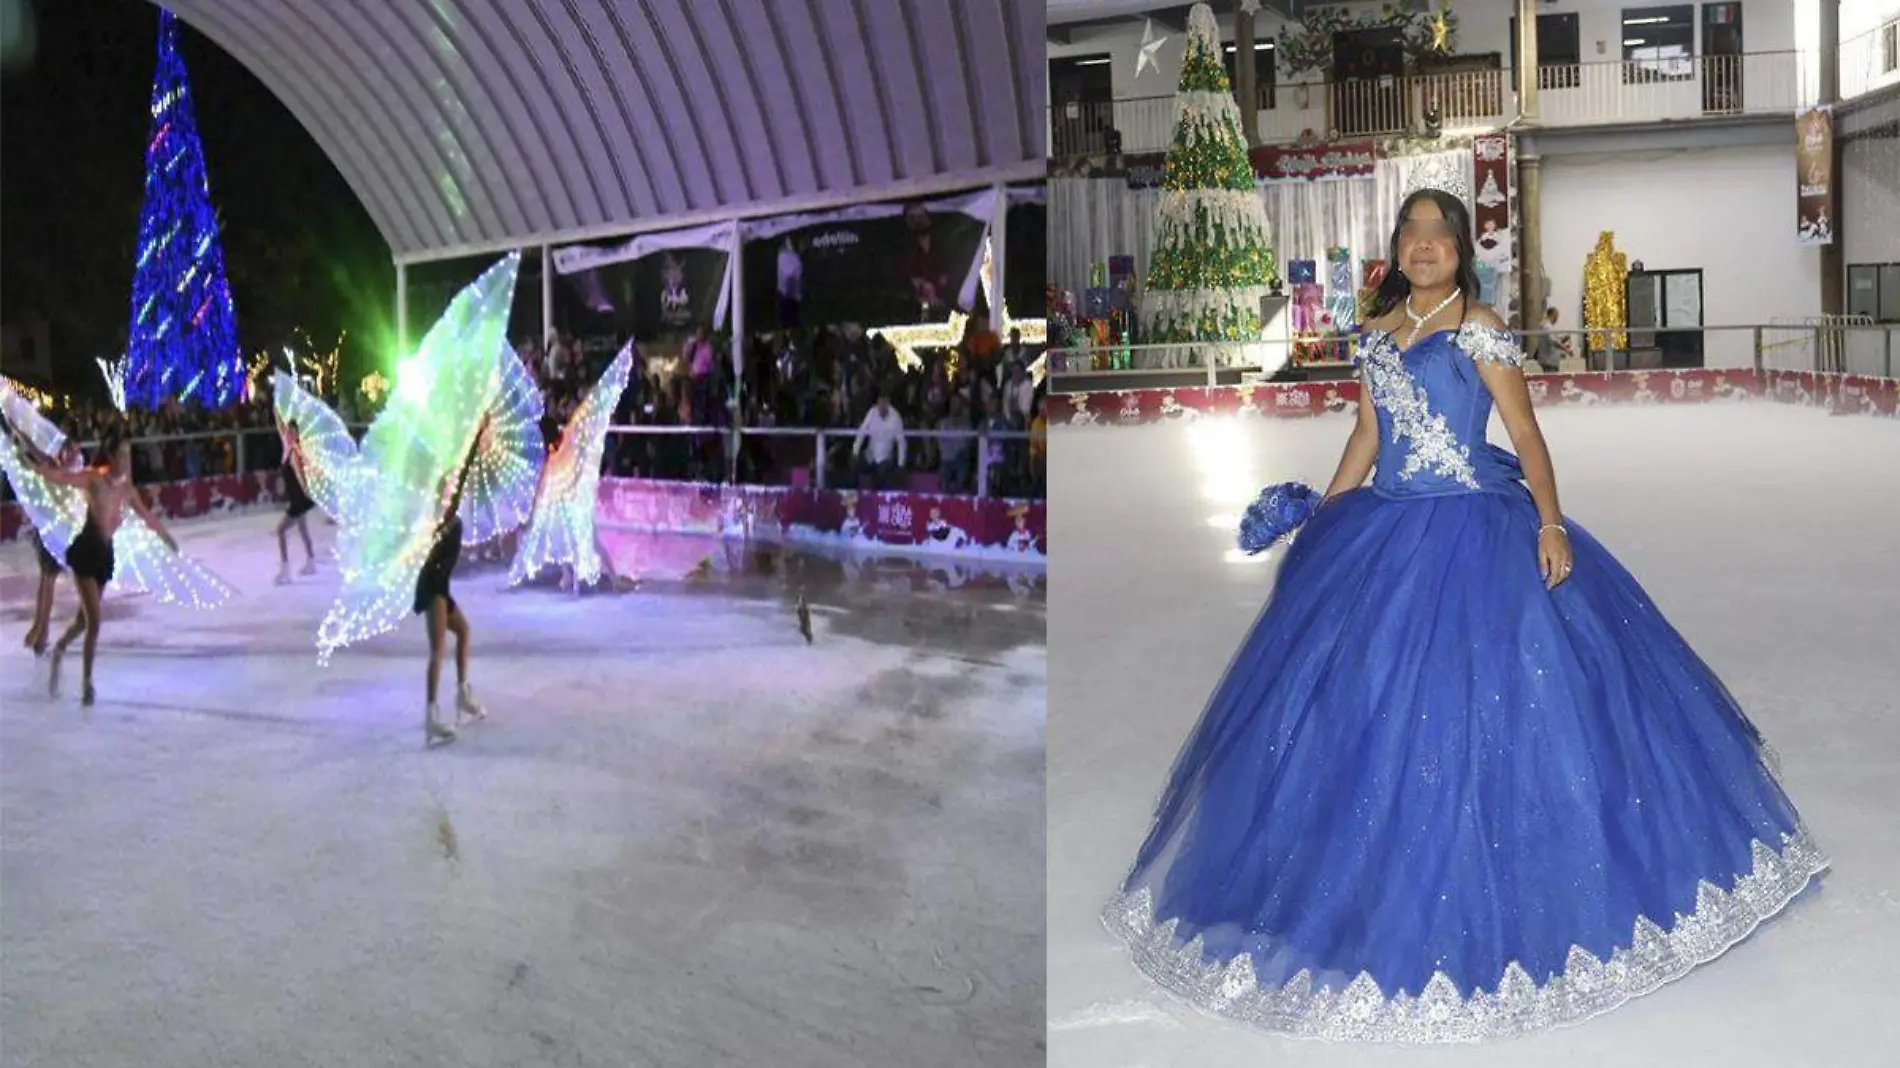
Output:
top-left (160, 0), bottom-right (1046, 263)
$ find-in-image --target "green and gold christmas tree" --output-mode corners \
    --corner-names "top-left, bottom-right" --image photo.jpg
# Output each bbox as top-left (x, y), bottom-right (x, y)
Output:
top-left (1142, 3), bottom-right (1279, 358)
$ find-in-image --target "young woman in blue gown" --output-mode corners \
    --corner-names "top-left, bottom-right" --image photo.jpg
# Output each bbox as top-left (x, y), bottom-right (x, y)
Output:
top-left (1104, 175), bottom-right (1826, 1043)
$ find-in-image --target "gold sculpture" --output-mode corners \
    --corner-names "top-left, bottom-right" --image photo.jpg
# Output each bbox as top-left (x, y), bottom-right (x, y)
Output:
top-left (1582, 231), bottom-right (1628, 352)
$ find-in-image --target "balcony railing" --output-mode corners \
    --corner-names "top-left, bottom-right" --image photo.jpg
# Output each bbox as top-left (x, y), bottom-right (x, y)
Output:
top-left (1841, 23), bottom-right (1900, 100)
top-left (1042, 323), bottom-right (1899, 390)
top-left (1048, 51), bottom-right (1806, 159)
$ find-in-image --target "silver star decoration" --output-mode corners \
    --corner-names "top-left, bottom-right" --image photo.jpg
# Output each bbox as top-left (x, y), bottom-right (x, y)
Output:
top-left (1135, 19), bottom-right (1168, 78)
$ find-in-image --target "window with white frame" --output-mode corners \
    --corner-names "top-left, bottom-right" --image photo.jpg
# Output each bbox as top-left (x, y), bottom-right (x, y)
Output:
top-left (1622, 5), bottom-right (1695, 82)
top-left (1882, 19), bottom-right (1897, 74)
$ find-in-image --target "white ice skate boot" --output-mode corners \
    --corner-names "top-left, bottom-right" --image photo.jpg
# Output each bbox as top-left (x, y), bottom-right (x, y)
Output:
top-left (455, 683), bottom-right (487, 725)
top-left (299, 558), bottom-right (318, 576)
top-left (275, 561), bottom-right (292, 586)
top-left (425, 704), bottom-right (457, 747)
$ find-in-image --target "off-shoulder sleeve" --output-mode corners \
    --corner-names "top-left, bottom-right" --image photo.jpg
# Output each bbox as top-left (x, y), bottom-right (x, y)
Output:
top-left (1458, 321), bottom-right (1527, 367)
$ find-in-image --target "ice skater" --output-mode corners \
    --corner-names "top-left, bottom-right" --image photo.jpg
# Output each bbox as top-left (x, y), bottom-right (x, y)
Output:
top-left (507, 344), bottom-right (633, 595)
top-left (16, 439), bottom-right (82, 656)
top-left (33, 428), bottom-right (178, 706)
top-left (275, 419), bottom-right (320, 584)
top-left (417, 418), bottom-right (491, 747)
top-left (534, 452), bottom-right (626, 595)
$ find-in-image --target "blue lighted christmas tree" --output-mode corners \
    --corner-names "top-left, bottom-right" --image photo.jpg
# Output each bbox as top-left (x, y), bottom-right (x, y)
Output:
top-left (124, 9), bottom-right (242, 410)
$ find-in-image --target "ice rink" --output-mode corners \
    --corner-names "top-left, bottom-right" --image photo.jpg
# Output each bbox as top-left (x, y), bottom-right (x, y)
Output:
top-left (1047, 402), bottom-right (1900, 1067)
top-left (1, 512), bottom-right (1046, 1068)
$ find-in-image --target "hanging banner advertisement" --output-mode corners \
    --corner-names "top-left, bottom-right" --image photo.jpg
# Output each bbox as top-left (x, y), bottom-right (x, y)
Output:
top-left (1251, 140), bottom-right (1380, 183)
top-left (1125, 140), bottom-right (1380, 189)
top-left (552, 221), bottom-right (734, 340)
top-left (626, 247), bottom-right (730, 338)
top-left (740, 187), bottom-right (996, 331)
top-left (1795, 105), bottom-right (1834, 246)
top-left (1471, 135), bottom-right (1515, 310)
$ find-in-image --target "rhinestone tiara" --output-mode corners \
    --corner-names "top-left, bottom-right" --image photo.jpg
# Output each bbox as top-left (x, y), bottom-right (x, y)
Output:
top-left (1401, 151), bottom-right (1472, 206)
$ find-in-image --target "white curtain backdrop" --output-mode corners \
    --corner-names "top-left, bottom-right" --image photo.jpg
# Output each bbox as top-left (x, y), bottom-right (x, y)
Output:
top-left (1051, 150), bottom-right (1482, 304)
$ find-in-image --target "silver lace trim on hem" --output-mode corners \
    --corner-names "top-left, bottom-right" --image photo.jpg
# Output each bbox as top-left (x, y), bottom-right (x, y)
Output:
top-left (1102, 826), bottom-right (1826, 1043)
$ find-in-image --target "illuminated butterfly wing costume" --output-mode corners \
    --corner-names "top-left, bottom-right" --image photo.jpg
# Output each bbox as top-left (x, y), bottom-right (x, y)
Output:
top-left (271, 371), bottom-right (362, 521)
top-left (1, 381), bottom-right (234, 608)
top-left (455, 341), bottom-right (546, 546)
top-left (0, 383), bottom-right (87, 566)
top-left (507, 343), bottom-right (632, 587)
top-left (316, 252), bottom-right (523, 663)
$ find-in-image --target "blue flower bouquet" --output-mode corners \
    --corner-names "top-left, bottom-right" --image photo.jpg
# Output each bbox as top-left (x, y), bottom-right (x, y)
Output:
top-left (1238, 482), bottom-right (1322, 555)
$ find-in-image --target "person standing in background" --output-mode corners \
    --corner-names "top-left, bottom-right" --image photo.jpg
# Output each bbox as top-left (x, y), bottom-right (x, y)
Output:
top-left (684, 325), bottom-right (716, 432)
top-left (853, 390), bottom-right (906, 492)
top-left (1535, 306), bottom-right (1573, 372)
top-left (776, 238), bottom-right (803, 328)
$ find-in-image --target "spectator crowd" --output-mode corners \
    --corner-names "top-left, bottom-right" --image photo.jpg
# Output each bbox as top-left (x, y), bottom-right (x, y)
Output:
top-left (4, 315), bottom-right (1046, 505)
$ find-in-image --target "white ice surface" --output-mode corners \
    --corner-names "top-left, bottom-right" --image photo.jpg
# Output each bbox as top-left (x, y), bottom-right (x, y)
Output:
top-left (1, 512), bottom-right (1045, 1068)
top-left (1048, 403), bottom-right (1900, 1067)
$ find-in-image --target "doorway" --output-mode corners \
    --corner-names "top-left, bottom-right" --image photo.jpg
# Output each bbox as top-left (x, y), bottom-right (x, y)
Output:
top-left (1048, 54), bottom-right (1114, 158)
top-left (1702, 3), bottom-right (1745, 113)
top-left (1625, 268), bottom-right (1705, 368)
top-left (1332, 27), bottom-right (1407, 136)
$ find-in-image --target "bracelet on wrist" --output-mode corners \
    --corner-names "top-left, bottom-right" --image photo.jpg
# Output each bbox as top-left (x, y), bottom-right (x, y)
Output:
top-left (1538, 523), bottom-right (1568, 537)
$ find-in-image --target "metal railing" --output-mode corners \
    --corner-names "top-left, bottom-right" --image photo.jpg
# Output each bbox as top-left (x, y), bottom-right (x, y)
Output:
top-left (1048, 51), bottom-right (1806, 158)
top-left (604, 424), bottom-right (1041, 499)
top-left (1, 423), bottom-right (1044, 507)
top-left (1841, 22), bottom-right (1900, 100)
top-left (1046, 322), bottom-right (1899, 390)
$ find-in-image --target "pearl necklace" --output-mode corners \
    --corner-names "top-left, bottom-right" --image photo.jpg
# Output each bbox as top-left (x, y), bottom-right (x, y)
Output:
top-left (1403, 288), bottom-right (1462, 348)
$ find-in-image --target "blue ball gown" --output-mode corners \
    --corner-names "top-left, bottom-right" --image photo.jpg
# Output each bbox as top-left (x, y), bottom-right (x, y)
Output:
top-left (1103, 320), bottom-right (1826, 1043)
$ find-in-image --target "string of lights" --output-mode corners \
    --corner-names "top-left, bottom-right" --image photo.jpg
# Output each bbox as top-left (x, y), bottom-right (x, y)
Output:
top-left (507, 344), bottom-right (633, 588)
top-left (286, 329), bottom-right (345, 399)
top-left (96, 357), bottom-right (128, 413)
top-left (244, 352), bottom-right (273, 404)
top-left (868, 236), bottom-right (1047, 374)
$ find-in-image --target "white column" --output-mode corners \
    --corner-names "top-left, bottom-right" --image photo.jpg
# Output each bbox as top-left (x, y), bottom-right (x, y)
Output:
top-left (396, 260), bottom-right (408, 355)
top-left (990, 182), bottom-right (1008, 325)
top-left (727, 224), bottom-right (745, 482)
top-left (541, 244), bottom-right (555, 348)
top-left (728, 224), bottom-right (745, 383)
top-left (1517, 0), bottom-right (1540, 123)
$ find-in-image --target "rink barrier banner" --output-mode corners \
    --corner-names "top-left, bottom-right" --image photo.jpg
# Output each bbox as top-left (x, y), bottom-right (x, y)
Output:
top-left (0, 471), bottom-right (1046, 558)
top-left (1046, 368), bottom-right (1900, 425)
top-left (596, 479), bottom-right (1047, 559)
top-left (1763, 369), bottom-right (1900, 416)
top-left (593, 527), bottom-right (1045, 595)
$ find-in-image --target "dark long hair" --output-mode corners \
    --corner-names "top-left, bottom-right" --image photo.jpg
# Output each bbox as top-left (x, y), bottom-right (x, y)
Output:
top-left (97, 424), bottom-right (129, 470)
top-left (1367, 189), bottom-right (1483, 322)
